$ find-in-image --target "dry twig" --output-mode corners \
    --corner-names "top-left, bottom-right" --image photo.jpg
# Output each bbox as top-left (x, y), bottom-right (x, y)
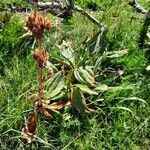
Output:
top-left (28, 0), bottom-right (106, 27)
top-left (130, 0), bottom-right (150, 17)
top-left (130, 0), bottom-right (150, 48)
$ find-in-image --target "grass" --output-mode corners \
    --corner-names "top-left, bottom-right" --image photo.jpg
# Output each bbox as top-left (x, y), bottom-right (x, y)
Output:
top-left (0, 0), bottom-right (150, 149)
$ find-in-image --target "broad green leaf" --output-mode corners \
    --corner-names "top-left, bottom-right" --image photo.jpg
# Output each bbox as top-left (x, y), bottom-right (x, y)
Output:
top-left (95, 84), bottom-right (108, 92)
top-left (44, 71), bottom-right (65, 99)
top-left (61, 41), bottom-right (75, 67)
top-left (93, 31), bottom-right (102, 53)
top-left (79, 68), bottom-right (95, 86)
top-left (74, 67), bottom-right (95, 86)
top-left (71, 87), bottom-right (85, 114)
top-left (93, 28), bottom-right (106, 55)
top-left (74, 84), bottom-right (98, 95)
top-left (106, 49), bottom-right (128, 58)
top-left (74, 68), bottom-right (86, 84)
top-left (86, 30), bottom-right (106, 55)
top-left (94, 56), bottom-right (104, 72)
top-left (50, 91), bottom-right (65, 100)
top-left (45, 71), bottom-right (62, 90)
top-left (85, 66), bottom-right (94, 76)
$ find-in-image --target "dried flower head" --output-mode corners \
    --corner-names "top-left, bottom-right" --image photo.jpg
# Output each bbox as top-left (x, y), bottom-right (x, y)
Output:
top-left (21, 112), bottom-right (37, 143)
top-left (26, 13), bottom-right (52, 38)
top-left (32, 49), bottom-right (49, 68)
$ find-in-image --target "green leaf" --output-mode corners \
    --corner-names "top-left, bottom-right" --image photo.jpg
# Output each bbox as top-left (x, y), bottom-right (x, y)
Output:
top-left (85, 66), bottom-right (94, 76)
top-left (92, 29), bottom-right (106, 55)
top-left (79, 67), bottom-right (95, 86)
top-left (74, 68), bottom-right (86, 83)
top-left (94, 56), bottom-right (104, 72)
top-left (71, 87), bottom-right (85, 114)
top-left (106, 49), bottom-right (128, 58)
top-left (44, 71), bottom-right (65, 99)
top-left (95, 84), bottom-right (108, 92)
top-left (45, 71), bottom-right (61, 90)
top-left (87, 30), bottom-right (106, 55)
top-left (50, 91), bottom-right (65, 100)
top-left (74, 84), bottom-right (98, 95)
top-left (61, 41), bottom-right (75, 67)
top-left (74, 67), bottom-right (95, 86)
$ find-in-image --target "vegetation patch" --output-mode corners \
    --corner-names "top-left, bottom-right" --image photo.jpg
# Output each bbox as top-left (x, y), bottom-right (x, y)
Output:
top-left (0, 0), bottom-right (150, 149)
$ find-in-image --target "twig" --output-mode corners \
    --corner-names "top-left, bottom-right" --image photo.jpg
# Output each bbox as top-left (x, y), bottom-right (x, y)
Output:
top-left (2, 0), bottom-right (106, 27)
top-left (67, 0), bottom-right (75, 9)
top-left (130, 0), bottom-right (150, 17)
top-left (130, 0), bottom-right (150, 48)
top-left (27, 0), bottom-right (106, 27)
top-left (138, 16), bottom-right (150, 48)
top-left (74, 5), bottom-right (105, 27)
top-left (28, 0), bottom-right (64, 11)
top-left (28, 0), bottom-right (66, 17)
top-left (28, 0), bottom-right (64, 10)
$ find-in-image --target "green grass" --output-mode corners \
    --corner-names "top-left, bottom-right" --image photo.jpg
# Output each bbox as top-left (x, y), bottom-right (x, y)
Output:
top-left (0, 0), bottom-right (150, 149)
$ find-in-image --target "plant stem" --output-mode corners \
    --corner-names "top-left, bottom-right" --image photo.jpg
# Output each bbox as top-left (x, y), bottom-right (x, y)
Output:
top-left (38, 36), bottom-right (43, 106)
top-left (38, 36), bottom-right (42, 51)
top-left (38, 67), bottom-right (43, 106)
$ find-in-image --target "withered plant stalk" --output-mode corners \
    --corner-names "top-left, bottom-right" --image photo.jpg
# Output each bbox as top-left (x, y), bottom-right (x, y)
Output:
top-left (34, 2), bottom-right (43, 107)
top-left (22, 0), bottom-right (52, 143)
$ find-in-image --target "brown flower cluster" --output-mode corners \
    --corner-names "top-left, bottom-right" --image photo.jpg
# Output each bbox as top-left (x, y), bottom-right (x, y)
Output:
top-left (26, 13), bottom-right (52, 38)
top-left (32, 49), bottom-right (49, 68)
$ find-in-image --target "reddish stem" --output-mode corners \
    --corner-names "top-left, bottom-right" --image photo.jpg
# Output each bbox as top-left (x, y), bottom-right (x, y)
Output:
top-left (37, 36), bottom-right (43, 106)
